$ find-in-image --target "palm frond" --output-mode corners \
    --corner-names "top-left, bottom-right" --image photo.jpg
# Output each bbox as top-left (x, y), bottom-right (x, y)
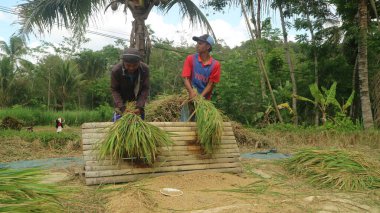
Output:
top-left (158, 0), bottom-right (216, 41)
top-left (17, 0), bottom-right (107, 37)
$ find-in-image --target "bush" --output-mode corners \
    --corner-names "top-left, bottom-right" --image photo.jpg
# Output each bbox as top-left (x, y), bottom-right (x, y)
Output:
top-left (0, 116), bottom-right (24, 130)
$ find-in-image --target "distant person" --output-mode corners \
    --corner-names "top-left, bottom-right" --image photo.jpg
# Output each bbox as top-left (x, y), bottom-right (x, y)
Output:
top-left (180, 34), bottom-right (221, 121)
top-left (55, 117), bottom-right (63, 133)
top-left (111, 48), bottom-right (150, 121)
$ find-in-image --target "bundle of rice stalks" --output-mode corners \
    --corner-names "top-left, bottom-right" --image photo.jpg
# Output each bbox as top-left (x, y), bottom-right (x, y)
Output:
top-left (0, 116), bottom-right (23, 131)
top-left (145, 94), bottom-right (187, 122)
top-left (285, 149), bottom-right (380, 190)
top-left (0, 168), bottom-right (63, 212)
top-left (192, 96), bottom-right (224, 154)
top-left (98, 113), bottom-right (173, 165)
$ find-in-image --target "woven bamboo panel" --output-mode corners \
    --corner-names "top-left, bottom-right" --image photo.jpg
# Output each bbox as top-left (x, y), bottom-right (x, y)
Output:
top-left (82, 122), bottom-right (242, 185)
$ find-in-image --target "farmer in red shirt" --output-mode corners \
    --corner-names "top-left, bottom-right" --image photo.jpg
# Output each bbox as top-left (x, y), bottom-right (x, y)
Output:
top-left (181, 34), bottom-right (221, 121)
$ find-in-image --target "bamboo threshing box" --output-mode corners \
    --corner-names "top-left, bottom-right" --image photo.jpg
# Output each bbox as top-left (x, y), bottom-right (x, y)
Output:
top-left (82, 122), bottom-right (242, 185)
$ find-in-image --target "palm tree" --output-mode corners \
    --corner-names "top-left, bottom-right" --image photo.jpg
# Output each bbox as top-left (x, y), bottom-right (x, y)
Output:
top-left (18, 0), bottom-right (215, 62)
top-left (0, 36), bottom-right (28, 106)
top-left (358, 0), bottom-right (374, 129)
top-left (272, 0), bottom-right (298, 124)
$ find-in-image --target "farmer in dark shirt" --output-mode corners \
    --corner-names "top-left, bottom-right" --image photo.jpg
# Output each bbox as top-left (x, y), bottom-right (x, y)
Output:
top-left (111, 48), bottom-right (150, 121)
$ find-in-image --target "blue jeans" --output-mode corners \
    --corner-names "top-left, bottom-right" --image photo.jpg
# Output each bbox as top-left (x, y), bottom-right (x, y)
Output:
top-left (180, 103), bottom-right (195, 122)
top-left (112, 110), bottom-right (145, 122)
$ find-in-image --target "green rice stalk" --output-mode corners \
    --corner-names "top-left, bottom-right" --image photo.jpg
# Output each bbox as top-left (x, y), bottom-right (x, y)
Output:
top-left (98, 113), bottom-right (173, 165)
top-left (193, 96), bottom-right (224, 154)
top-left (0, 168), bottom-right (63, 212)
top-left (284, 149), bottom-right (380, 191)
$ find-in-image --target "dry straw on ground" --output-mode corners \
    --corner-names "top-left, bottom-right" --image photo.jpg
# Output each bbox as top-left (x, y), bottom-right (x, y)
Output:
top-left (285, 148), bottom-right (380, 191)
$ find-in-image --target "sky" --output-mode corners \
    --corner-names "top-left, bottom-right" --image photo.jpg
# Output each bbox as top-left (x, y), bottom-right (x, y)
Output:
top-left (0, 0), bottom-right (257, 52)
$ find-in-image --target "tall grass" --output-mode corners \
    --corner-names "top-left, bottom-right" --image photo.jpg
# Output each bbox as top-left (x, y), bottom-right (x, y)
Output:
top-left (0, 168), bottom-right (63, 212)
top-left (0, 106), bottom-right (113, 126)
top-left (285, 149), bottom-right (380, 191)
top-left (98, 113), bottom-right (173, 165)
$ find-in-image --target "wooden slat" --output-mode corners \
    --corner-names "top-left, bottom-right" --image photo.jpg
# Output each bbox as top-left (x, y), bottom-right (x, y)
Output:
top-left (82, 122), bottom-right (232, 129)
top-left (83, 147), bottom-right (239, 157)
top-left (85, 153), bottom-right (240, 166)
top-left (83, 139), bottom-right (237, 146)
top-left (157, 126), bottom-right (233, 132)
top-left (82, 126), bottom-right (233, 134)
top-left (83, 142), bottom-right (238, 151)
top-left (82, 122), bottom-right (113, 129)
top-left (85, 167), bottom-right (242, 185)
top-left (85, 162), bottom-right (241, 178)
top-left (85, 157), bottom-right (239, 171)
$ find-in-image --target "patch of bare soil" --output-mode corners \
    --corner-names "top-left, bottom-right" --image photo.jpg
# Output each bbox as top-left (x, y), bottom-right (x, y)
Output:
top-left (0, 139), bottom-right (81, 162)
top-left (104, 159), bottom-right (380, 213)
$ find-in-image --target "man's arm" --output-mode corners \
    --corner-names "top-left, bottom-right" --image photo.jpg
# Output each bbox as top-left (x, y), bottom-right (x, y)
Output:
top-left (110, 65), bottom-right (124, 111)
top-left (136, 66), bottom-right (150, 109)
top-left (200, 81), bottom-right (215, 97)
top-left (184, 77), bottom-right (197, 99)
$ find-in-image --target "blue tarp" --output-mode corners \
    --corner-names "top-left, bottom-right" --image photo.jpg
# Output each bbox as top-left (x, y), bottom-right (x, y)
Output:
top-left (0, 157), bottom-right (84, 169)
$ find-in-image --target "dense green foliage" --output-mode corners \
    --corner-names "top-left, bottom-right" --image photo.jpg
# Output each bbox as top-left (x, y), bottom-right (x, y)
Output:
top-left (0, 0), bottom-right (379, 127)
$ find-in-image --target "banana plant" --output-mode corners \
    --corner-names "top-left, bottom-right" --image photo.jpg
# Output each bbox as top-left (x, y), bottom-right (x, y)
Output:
top-left (294, 82), bottom-right (354, 125)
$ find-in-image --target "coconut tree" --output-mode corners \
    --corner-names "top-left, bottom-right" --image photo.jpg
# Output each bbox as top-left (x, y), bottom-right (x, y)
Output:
top-left (357, 0), bottom-right (374, 129)
top-left (18, 0), bottom-right (216, 62)
top-left (272, 0), bottom-right (298, 124)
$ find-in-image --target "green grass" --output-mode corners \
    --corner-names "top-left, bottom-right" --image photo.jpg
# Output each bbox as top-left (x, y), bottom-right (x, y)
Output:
top-left (0, 129), bottom-right (80, 149)
top-left (0, 106), bottom-right (113, 126)
top-left (284, 148), bottom-right (380, 191)
top-left (0, 168), bottom-right (64, 212)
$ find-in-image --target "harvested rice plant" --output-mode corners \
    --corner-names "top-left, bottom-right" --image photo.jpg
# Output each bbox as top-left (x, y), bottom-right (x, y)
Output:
top-left (98, 113), bottom-right (173, 165)
top-left (0, 168), bottom-right (63, 212)
top-left (193, 96), bottom-right (224, 154)
top-left (285, 149), bottom-right (380, 191)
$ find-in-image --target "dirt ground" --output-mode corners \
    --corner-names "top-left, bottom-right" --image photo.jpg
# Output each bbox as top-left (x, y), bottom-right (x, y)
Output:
top-left (100, 158), bottom-right (380, 213)
top-left (2, 127), bottom-right (380, 212)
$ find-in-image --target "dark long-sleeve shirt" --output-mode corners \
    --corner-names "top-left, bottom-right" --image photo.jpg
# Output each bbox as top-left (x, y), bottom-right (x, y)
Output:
top-left (111, 62), bottom-right (150, 109)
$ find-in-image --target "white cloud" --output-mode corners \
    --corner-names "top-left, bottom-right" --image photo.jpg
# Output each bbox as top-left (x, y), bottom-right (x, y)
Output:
top-left (23, 6), bottom-right (250, 52)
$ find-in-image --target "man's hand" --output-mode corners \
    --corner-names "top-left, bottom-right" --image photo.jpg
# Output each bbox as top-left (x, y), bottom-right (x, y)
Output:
top-left (115, 106), bottom-right (126, 115)
top-left (132, 108), bottom-right (141, 115)
top-left (189, 90), bottom-right (197, 100)
top-left (114, 107), bottom-right (122, 115)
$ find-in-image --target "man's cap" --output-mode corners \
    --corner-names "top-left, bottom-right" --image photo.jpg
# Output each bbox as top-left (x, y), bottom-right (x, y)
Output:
top-left (121, 48), bottom-right (142, 63)
top-left (192, 34), bottom-right (215, 51)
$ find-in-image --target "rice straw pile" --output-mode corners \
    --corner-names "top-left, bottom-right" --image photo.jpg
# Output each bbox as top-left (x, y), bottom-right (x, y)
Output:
top-left (192, 95), bottom-right (224, 154)
top-left (145, 94), bottom-right (187, 122)
top-left (285, 149), bottom-right (380, 190)
top-left (98, 113), bottom-right (173, 165)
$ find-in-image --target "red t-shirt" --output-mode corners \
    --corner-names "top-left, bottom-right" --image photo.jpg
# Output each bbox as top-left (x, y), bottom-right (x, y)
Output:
top-left (182, 54), bottom-right (221, 83)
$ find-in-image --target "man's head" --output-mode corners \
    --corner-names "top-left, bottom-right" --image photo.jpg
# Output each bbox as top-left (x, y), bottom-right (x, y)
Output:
top-left (121, 48), bottom-right (141, 72)
top-left (192, 34), bottom-right (215, 53)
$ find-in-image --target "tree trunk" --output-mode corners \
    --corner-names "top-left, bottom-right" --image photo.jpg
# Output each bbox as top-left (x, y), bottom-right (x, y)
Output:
top-left (240, 0), bottom-right (283, 123)
top-left (303, 2), bottom-right (319, 125)
top-left (248, 0), bottom-right (266, 98)
top-left (358, 0), bottom-right (374, 129)
top-left (128, 2), bottom-right (155, 63)
top-left (279, 4), bottom-right (298, 125)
